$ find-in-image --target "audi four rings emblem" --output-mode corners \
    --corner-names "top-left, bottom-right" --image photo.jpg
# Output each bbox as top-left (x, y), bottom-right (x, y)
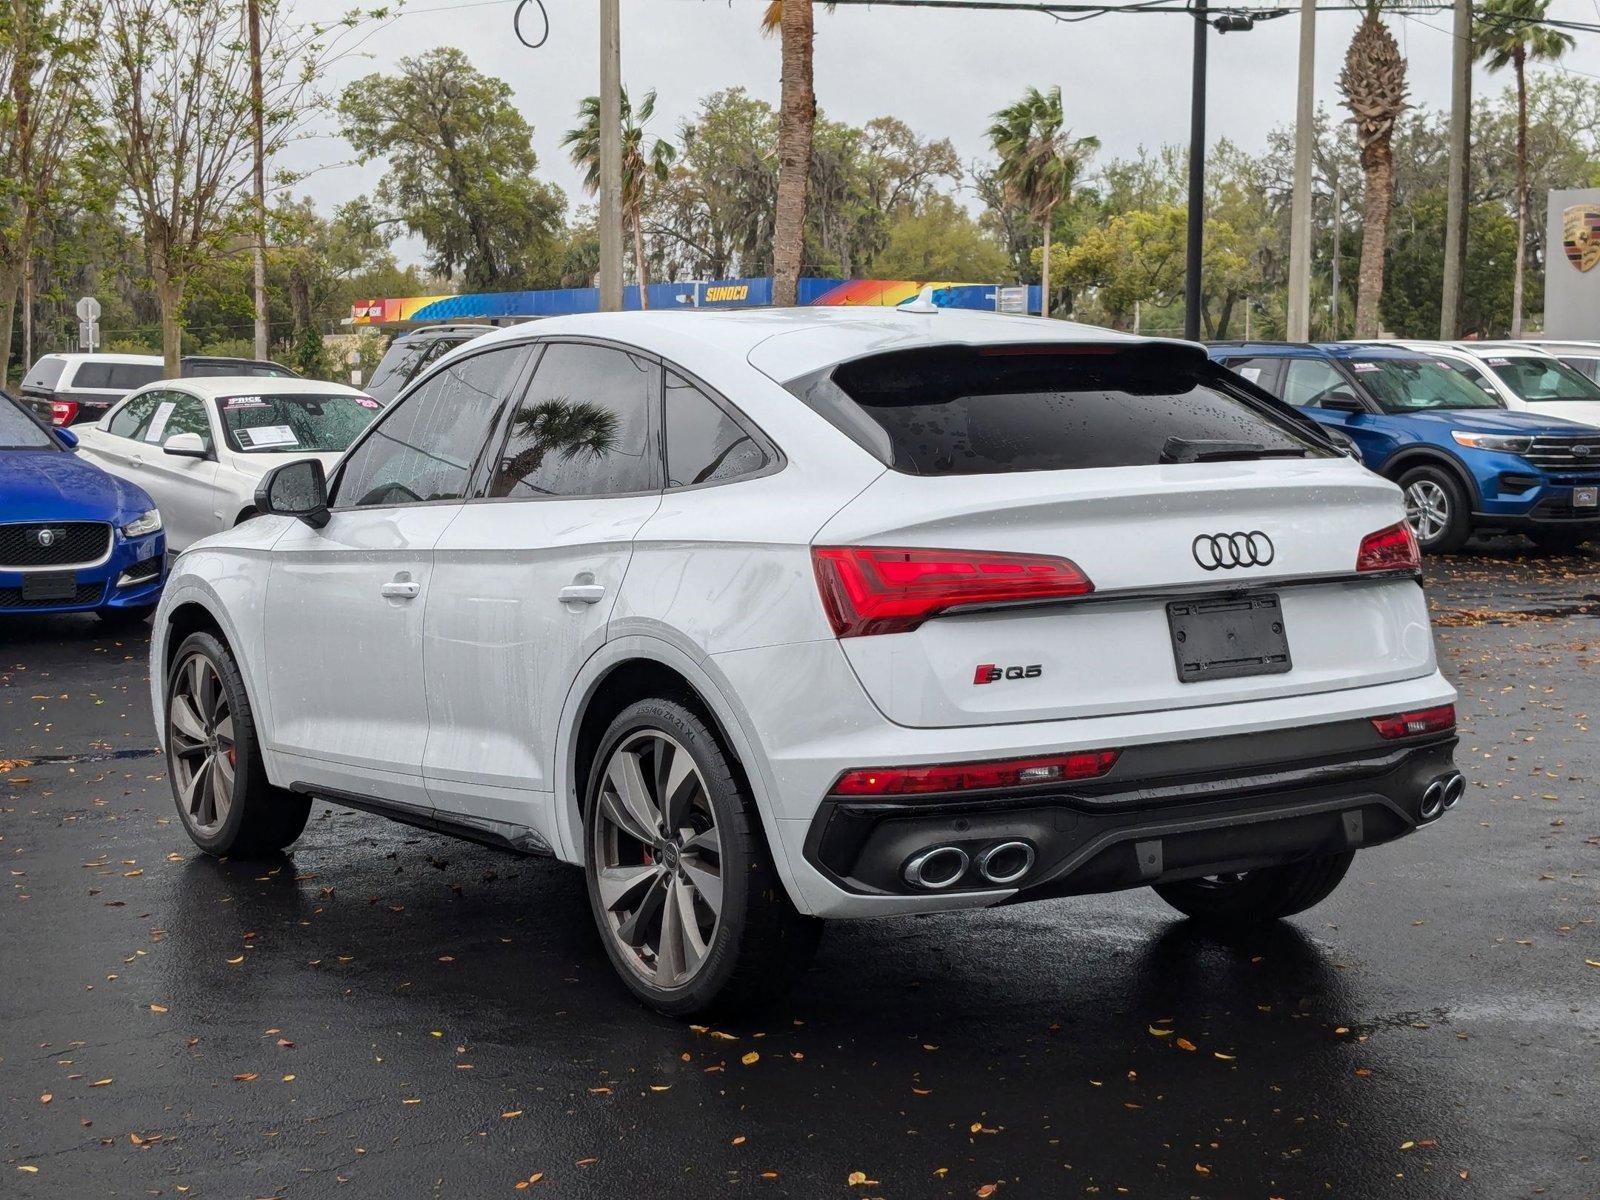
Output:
top-left (1192, 531), bottom-right (1274, 571)
top-left (36, 529), bottom-right (58, 548)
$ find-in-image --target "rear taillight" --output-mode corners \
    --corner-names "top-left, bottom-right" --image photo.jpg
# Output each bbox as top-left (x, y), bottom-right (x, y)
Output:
top-left (829, 749), bottom-right (1120, 797)
top-left (1356, 522), bottom-right (1420, 573)
top-left (1371, 704), bottom-right (1456, 740)
top-left (811, 546), bottom-right (1093, 638)
top-left (50, 400), bottom-right (78, 426)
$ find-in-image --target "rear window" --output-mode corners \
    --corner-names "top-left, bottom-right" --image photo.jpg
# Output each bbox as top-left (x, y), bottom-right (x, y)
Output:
top-left (70, 361), bottom-right (163, 391)
top-left (792, 345), bottom-right (1326, 475)
top-left (20, 355), bottom-right (66, 393)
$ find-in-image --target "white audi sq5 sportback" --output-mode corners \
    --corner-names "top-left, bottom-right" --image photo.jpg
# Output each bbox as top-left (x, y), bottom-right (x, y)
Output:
top-left (150, 308), bottom-right (1461, 1014)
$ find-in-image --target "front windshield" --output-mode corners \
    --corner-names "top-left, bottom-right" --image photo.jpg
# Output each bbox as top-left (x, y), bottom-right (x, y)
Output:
top-left (0, 392), bottom-right (57, 450)
top-left (1483, 356), bottom-right (1600, 404)
top-left (1349, 355), bottom-right (1505, 412)
top-left (217, 393), bottom-right (381, 454)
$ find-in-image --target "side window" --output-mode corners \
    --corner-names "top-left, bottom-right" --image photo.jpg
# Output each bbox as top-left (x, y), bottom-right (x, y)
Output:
top-left (108, 391), bottom-right (163, 439)
top-left (144, 393), bottom-right (212, 448)
top-left (1283, 359), bottom-right (1351, 408)
top-left (489, 343), bottom-right (658, 498)
top-left (333, 346), bottom-right (529, 508)
top-left (1221, 357), bottom-right (1281, 394)
top-left (664, 371), bottom-right (769, 487)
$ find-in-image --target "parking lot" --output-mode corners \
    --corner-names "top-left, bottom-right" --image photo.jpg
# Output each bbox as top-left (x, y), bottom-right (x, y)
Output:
top-left (2, 541), bottom-right (1597, 1199)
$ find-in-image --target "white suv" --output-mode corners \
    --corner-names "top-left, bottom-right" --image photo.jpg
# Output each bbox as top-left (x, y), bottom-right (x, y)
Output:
top-left (150, 309), bottom-right (1461, 1014)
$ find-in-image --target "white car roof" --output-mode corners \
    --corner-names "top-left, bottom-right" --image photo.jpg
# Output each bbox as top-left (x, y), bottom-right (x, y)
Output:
top-left (440, 307), bottom-right (1169, 384)
top-left (132, 376), bottom-right (372, 401)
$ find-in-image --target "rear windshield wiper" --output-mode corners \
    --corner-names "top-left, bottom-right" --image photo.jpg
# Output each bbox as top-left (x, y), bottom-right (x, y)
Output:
top-left (1160, 437), bottom-right (1309, 464)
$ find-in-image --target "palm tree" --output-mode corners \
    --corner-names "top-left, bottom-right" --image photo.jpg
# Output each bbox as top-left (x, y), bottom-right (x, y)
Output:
top-left (762, 2), bottom-right (833, 306)
top-left (564, 88), bottom-right (676, 309)
top-left (986, 86), bottom-right (1097, 318)
top-left (1475, 0), bottom-right (1573, 336)
top-left (492, 399), bottom-right (619, 497)
top-left (1338, 3), bottom-right (1408, 339)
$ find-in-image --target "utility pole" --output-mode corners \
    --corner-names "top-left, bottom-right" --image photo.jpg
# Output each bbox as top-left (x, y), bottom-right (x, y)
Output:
top-left (247, 0), bottom-right (269, 360)
top-left (1183, 0), bottom-right (1208, 342)
top-left (598, 0), bottom-right (624, 312)
top-left (1439, 0), bottom-right (1471, 338)
top-left (1285, 0), bottom-right (1316, 341)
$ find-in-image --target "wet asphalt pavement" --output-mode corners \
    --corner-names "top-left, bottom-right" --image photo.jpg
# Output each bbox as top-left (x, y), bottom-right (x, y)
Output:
top-left (2, 540), bottom-right (1597, 1200)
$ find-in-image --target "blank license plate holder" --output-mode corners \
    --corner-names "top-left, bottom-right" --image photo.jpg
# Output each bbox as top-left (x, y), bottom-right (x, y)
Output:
top-left (20, 572), bottom-right (77, 602)
top-left (1168, 593), bottom-right (1292, 683)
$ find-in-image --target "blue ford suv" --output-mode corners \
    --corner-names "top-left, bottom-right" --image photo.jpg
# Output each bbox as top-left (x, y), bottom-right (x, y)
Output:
top-left (1209, 343), bottom-right (1600, 554)
top-left (1, 387), bottom-right (167, 625)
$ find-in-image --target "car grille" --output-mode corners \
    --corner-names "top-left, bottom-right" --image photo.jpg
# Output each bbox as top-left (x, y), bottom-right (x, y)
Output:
top-left (0, 582), bottom-right (105, 609)
top-left (0, 522), bottom-right (112, 568)
top-left (1521, 436), bottom-right (1600, 470)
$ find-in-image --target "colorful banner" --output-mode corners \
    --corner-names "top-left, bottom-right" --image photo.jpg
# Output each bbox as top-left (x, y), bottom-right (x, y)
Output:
top-left (349, 278), bottom-right (1040, 325)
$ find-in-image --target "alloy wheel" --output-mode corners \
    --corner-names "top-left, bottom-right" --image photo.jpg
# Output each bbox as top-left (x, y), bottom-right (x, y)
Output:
top-left (167, 651), bottom-right (237, 835)
top-left (591, 730), bottom-right (724, 989)
top-left (1403, 480), bottom-right (1450, 544)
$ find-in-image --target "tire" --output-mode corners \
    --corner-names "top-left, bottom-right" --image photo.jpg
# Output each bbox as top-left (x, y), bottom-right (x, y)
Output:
top-left (1397, 464), bottom-right (1472, 554)
top-left (163, 631), bottom-right (310, 857)
top-left (1152, 851), bottom-right (1355, 926)
top-left (583, 696), bottom-right (821, 1016)
top-left (97, 605), bottom-right (156, 629)
top-left (1527, 529), bottom-right (1589, 554)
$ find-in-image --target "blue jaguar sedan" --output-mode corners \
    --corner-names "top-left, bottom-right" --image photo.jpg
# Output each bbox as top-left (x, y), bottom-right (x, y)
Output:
top-left (1, 387), bottom-right (166, 626)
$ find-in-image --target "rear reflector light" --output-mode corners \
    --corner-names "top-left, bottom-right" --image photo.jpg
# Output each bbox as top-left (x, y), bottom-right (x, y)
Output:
top-left (50, 400), bottom-right (78, 426)
top-left (812, 545), bottom-right (1093, 638)
top-left (1370, 704), bottom-right (1456, 740)
top-left (829, 749), bottom-right (1120, 796)
top-left (1356, 521), bottom-right (1420, 573)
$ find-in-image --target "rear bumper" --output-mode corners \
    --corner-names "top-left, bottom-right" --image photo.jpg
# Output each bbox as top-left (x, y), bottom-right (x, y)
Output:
top-left (717, 637), bottom-right (1458, 917)
top-left (803, 720), bottom-right (1458, 903)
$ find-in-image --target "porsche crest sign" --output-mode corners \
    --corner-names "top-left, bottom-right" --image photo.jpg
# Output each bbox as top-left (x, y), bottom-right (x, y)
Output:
top-left (1563, 204), bottom-right (1600, 274)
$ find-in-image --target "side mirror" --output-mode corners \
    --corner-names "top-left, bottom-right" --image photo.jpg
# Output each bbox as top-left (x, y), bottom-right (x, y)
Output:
top-left (1320, 392), bottom-right (1365, 414)
top-left (54, 427), bottom-right (79, 449)
top-left (255, 458), bottom-right (330, 529)
top-left (162, 431), bottom-right (209, 458)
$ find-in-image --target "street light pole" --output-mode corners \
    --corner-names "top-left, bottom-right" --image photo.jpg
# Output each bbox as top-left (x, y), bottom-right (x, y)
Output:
top-left (1439, 0), bottom-right (1471, 338)
top-left (247, 0), bottom-right (268, 360)
top-left (1183, 0), bottom-right (1207, 342)
top-left (598, 0), bottom-right (624, 312)
top-left (1285, 0), bottom-right (1316, 341)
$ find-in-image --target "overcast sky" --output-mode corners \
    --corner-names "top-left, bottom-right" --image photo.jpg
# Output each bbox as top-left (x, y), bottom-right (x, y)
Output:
top-left (281, 0), bottom-right (1600, 276)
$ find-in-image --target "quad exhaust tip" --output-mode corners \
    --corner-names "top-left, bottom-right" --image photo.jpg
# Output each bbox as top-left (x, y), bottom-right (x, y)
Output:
top-left (1442, 773), bottom-right (1465, 810)
top-left (1420, 780), bottom-right (1446, 821)
top-left (903, 845), bottom-right (969, 890)
top-left (977, 840), bottom-right (1036, 886)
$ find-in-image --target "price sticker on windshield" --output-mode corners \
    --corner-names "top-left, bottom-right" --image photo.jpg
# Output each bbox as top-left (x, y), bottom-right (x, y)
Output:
top-left (243, 425), bottom-right (298, 448)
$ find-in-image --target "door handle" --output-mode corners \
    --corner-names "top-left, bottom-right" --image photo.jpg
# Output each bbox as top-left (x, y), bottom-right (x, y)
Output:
top-left (559, 583), bottom-right (606, 605)
top-left (381, 579), bottom-right (421, 600)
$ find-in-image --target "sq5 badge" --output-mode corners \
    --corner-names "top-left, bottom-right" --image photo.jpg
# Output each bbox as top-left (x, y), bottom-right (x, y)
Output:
top-left (974, 663), bottom-right (1043, 685)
